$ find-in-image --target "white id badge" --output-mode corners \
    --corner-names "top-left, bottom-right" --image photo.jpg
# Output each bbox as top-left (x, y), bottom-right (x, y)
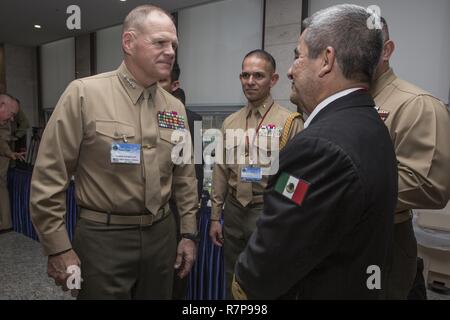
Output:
top-left (240, 166), bottom-right (262, 182)
top-left (111, 143), bottom-right (141, 164)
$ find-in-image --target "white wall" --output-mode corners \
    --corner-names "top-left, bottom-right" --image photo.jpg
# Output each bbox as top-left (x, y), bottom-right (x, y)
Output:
top-left (4, 45), bottom-right (39, 126)
top-left (309, 0), bottom-right (450, 104)
top-left (96, 25), bottom-right (123, 74)
top-left (264, 0), bottom-right (303, 111)
top-left (40, 38), bottom-right (75, 109)
top-left (178, 0), bottom-right (264, 107)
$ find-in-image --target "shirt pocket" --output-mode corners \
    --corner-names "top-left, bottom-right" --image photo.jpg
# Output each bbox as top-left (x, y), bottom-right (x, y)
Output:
top-left (255, 136), bottom-right (280, 167)
top-left (95, 120), bottom-right (135, 141)
top-left (159, 128), bottom-right (191, 158)
top-left (159, 128), bottom-right (178, 146)
top-left (158, 128), bottom-right (182, 173)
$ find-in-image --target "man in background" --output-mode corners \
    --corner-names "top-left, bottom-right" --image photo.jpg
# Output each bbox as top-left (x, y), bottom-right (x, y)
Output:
top-left (233, 4), bottom-right (397, 299)
top-left (160, 62), bottom-right (203, 299)
top-left (160, 62), bottom-right (203, 200)
top-left (210, 50), bottom-right (303, 298)
top-left (12, 107), bottom-right (30, 153)
top-left (371, 17), bottom-right (450, 299)
top-left (0, 93), bottom-right (25, 231)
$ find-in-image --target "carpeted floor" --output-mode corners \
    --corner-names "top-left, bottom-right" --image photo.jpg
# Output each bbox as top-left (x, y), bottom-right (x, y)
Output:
top-left (0, 231), bottom-right (449, 300)
top-left (0, 231), bottom-right (74, 300)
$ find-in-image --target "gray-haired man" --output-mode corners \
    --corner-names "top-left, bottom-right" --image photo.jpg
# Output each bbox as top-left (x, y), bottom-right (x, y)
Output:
top-left (233, 4), bottom-right (397, 299)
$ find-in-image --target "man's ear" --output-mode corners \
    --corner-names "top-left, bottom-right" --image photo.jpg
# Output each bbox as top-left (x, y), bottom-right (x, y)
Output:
top-left (270, 73), bottom-right (279, 88)
top-left (381, 40), bottom-right (395, 62)
top-left (318, 46), bottom-right (335, 78)
top-left (122, 31), bottom-right (135, 55)
top-left (171, 80), bottom-right (180, 92)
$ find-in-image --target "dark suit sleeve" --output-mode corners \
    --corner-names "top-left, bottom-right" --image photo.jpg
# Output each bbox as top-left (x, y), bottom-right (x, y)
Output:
top-left (235, 135), bottom-right (365, 299)
top-left (186, 109), bottom-right (204, 201)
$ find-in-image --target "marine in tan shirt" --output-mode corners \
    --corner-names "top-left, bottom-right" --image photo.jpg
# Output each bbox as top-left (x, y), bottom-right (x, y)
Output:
top-left (0, 94), bottom-right (25, 231)
top-left (0, 94), bottom-right (24, 160)
top-left (209, 50), bottom-right (303, 298)
top-left (370, 18), bottom-right (450, 299)
top-left (30, 5), bottom-right (198, 299)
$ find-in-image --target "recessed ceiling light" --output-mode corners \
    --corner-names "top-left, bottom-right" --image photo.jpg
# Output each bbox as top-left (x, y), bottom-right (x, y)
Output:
top-left (120, 0), bottom-right (127, 2)
top-left (34, 25), bottom-right (41, 29)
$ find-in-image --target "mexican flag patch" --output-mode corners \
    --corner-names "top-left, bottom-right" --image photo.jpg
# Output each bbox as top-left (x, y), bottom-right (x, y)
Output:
top-left (274, 172), bottom-right (310, 205)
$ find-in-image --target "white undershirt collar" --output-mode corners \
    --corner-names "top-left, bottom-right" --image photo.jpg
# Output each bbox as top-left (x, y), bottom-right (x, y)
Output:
top-left (304, 88), bottom-right (363, 129)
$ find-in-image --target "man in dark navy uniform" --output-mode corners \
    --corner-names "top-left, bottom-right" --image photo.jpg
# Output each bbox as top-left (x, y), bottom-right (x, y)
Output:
top-left (232, 4), bottom-right (397, 299)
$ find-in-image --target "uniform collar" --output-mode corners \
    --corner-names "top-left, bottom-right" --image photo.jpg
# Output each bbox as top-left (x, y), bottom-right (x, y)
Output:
top-left (370, 67), bottom-right (397, 98)
top-left (245, 95), bottom-right (274, 118)
top-left (117, 62), bottom-right (158, 105)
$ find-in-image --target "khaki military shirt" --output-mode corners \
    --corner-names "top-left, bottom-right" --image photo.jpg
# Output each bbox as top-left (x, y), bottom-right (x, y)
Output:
top-left (371, 68), bottom-right (450, 223)
top-left (211, 96), bottom-right (303, 220)
top-left (31, 62), bottom-right (198, 255)
top-left (12, 108), bottom-right (30, 139)
top-left (0, 124), bottom-right (13, 158)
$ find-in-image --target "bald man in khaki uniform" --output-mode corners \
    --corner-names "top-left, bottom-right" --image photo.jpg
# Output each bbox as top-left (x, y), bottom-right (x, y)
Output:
top-left (0, 94), bottom-right (24, 231)
top-left (371, 18), bottom-right (450, 299)
top-left (0, 124), bottom-right (12, 231)
top-left (209, 50), bottom-right (303, 299)
top-left (30, 5), bottom-right (198, 299)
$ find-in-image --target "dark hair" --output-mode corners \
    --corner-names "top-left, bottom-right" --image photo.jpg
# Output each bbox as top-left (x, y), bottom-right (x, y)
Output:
top-left (303, 4), bottom-right (383, 84)
top-left (171, 62), bottom-right (181, 82)
top-left (380, 16), bottom-right (390, 42)
top-left (172, 88), bottom-right (186, 105)
top-left (243, 49), bottom-right (276, 73)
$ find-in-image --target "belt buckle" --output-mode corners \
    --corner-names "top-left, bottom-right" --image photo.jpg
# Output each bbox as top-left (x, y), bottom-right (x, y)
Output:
top-left (140, 214), bottom-right (153, 226)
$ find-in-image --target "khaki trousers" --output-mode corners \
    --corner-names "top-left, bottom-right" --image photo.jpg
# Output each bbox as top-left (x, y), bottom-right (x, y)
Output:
top-left (223, 195), bottom-right (263, 300)
top-left (73, 212), bottom-right (177, 299)
top-left (0, 156), bottom-right (11, 230)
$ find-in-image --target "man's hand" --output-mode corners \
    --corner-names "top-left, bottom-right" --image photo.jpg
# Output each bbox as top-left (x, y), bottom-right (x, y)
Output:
top-left (174, 238), bottom-right (197, 279)
top-left (209, 220), bottom-right (224, 247)
top-left (47, 249), bottom-right (81, 297)
top-left (9, 152), bottom-right (26, 161)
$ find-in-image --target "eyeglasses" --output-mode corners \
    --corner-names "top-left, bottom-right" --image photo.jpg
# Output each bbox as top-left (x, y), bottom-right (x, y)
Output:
top-left (240, 72), bottom-right (266, 81)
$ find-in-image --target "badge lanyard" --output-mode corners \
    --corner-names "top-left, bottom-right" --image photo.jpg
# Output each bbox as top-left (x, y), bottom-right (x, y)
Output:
top-left (245, 101), bottom-right (274, 164)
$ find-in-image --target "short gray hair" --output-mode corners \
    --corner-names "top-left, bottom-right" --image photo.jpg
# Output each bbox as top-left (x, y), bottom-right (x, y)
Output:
top-left (303, 4), bottom-right (383, 84)
top-left (122, 5), bottom-right (174, 34)
top-left (0, 93), bottom-right (19, 105)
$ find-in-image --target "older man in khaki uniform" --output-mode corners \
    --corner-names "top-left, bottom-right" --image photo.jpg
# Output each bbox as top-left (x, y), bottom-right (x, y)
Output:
top-left (0, 123), bottom-right (13, 231)
top-left (30, 5), bottom-right (198, 299)
top-left (371, 18), bottom-right (450, 299)
top-left (209, 50), bottom-right (303, 298)
top-left (0, 94), bottom-right (24, 231)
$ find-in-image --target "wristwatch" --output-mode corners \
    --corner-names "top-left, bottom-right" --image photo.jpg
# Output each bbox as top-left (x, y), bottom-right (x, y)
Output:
top-left (181, 233), bottom-right (199, 243)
